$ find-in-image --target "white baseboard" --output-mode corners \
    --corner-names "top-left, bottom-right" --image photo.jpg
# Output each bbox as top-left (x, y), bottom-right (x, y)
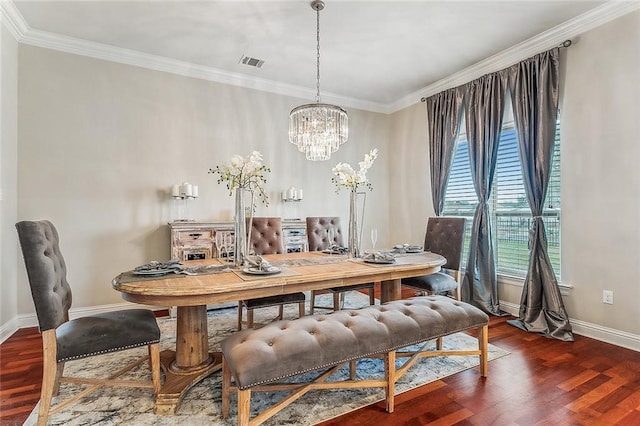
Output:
top-left (0, 302), bottom-right (168, 344)
top-left (0, 316), bottom-right (20, 344)
top-left (500, 301), bottom-right (640, 352)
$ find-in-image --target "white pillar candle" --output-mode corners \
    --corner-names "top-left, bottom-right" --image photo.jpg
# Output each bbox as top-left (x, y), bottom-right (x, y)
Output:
top-left (182, 182), bottom-right (193, 197)
top-left (298, 189), bottom-right (303, 200)
top-left (171, 184), bottom-right (180, 197)
top-left (192, 185), bottom-right (198, 197)
top-left (281, 191), bottom-right (287, 201)
top-left (288, 186), bottom-right (296, 200)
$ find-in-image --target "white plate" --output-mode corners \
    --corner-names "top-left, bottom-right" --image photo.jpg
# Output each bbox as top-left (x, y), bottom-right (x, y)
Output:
top-left (406, 248), bottom-right (423, 253)
top-left (133, 268), bottom-right (173, 276)
top-left (242, 266), bottom-right (281, 275)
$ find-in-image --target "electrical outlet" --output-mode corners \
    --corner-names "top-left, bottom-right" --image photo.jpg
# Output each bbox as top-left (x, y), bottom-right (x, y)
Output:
top-left (602, 290), bottom-right (614, 304)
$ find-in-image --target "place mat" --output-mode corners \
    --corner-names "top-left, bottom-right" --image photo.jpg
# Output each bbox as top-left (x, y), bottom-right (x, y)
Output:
top-left (271, 255), bottom-right (349, 267)
top-left (232, 267), bottom-right (300, 281)
top-left (113, 264), bottom-right (234, 285)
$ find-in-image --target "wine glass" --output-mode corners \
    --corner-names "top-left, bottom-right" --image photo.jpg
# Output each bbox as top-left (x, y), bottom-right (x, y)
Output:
top-left (370, 228), bottom-right (378, 252)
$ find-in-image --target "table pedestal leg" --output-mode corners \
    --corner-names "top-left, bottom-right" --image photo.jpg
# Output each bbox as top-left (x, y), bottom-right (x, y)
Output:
top-left (155, 305), bottom-right (221, 415)
top-left (380, 279), bottom-right (401, 303)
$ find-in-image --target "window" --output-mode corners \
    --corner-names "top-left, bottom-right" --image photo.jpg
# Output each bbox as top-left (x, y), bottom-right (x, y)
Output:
top-left (442, 122), bottom-right (561, 279)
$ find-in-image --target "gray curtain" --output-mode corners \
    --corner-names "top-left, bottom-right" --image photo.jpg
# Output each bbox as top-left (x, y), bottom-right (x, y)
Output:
top-left (461, 72), bottom-right (508, 316)
top-left (506, 49), bottom-right (574, 341)
top-left (426, 88), bottom-right (464, 216)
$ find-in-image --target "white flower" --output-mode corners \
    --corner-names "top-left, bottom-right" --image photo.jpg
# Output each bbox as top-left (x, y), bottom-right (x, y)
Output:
top-left (210, 151), bottom-right (270, 205)
top-left (332, 149), bottom-right (378, 192)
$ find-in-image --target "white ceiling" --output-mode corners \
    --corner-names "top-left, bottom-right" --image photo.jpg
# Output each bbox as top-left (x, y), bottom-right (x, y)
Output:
top-left (6, 1), bottom-right (633, 112)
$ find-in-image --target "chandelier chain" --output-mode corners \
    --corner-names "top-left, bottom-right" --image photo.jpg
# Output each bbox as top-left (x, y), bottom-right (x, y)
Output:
top-left (316, 5), bottom-right (321, 103)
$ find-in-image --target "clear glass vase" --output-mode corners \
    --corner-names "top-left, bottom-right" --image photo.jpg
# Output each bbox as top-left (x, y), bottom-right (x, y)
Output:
top-left (348, 190), bottom-right (360, 258)
top-left (234, 188), bottom-right (248, 267)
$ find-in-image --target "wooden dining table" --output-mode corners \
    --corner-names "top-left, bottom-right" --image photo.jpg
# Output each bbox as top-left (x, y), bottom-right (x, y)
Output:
top-left (112, 251), bottom-right (445, 415)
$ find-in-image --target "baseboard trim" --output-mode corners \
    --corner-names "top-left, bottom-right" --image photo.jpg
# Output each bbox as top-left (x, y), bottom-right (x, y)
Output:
top-left (0, 317), bottom-right (20, 345)
top-left (500, 301), bottom-right (640, 352)
top-left (0, 302), bottom-right (167, 344)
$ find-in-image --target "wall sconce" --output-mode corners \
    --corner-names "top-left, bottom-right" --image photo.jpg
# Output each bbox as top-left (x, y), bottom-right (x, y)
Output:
top-left (282, 186), bottom-right (303, 202)
top-left (170, 182), bottom-right (198, 222)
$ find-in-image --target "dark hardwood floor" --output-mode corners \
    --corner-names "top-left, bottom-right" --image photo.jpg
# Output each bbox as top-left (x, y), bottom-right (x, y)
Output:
top-left (1, 291), bottom-right (639, 425)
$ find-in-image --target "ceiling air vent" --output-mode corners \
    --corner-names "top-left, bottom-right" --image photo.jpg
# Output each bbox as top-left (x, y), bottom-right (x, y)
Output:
top-left (239, 55), bottom-right (265, 68)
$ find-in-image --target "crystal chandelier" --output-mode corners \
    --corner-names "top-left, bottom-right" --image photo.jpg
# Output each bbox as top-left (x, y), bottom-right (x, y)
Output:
top-left (289, 0), bottom-right (348, 161)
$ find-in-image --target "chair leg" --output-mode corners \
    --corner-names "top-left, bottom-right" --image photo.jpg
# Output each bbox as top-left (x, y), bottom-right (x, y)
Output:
top-left (333, 292), bottom-right (340, 311)
top-left (149, 343), bottom-right (161, 395)
top-left (369, 286), bottom-right (376, 306)
top-left (237, 389), bottom-right (251, 426)
top-left (277, 305), bottom-right (284, 321)
top-left (222, 356), bottom-right (231, 419)
top-left (298, 302), bottom-right (305, 319)
top-left (247, 309), bottom-right (254, 329)
top-left (237, 301), bottom-right (244, 331)
top-left (52, 362), bottom-right (65, 396)
top-left (38, 330), bottom-right (58, 426)
top-left (310, 290), bottom-right (317, 314)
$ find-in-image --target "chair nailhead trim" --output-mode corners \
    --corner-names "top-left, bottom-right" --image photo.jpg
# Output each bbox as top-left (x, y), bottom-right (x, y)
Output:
top-left (57, 339), bottom-right (160, 363)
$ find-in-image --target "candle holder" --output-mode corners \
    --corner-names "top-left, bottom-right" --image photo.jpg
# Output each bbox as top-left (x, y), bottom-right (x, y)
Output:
top-left (282, 186), bottom-right (303, 202)
top-left (170, 182), bottom-right (198, 222)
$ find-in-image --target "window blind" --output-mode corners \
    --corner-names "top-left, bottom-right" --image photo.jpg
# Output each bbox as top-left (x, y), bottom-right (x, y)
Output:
top-left (443, 123), bottom-right (561, 278)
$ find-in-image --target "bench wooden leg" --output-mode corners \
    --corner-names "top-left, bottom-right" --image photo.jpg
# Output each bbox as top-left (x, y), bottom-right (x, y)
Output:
top-left (222, 356), bottom-right (231, 419)
top-left (237, 389), bottom-right (251, 426)
top-left (436, 336), bottom-right (443, 350)
top-left (349, 360), bottom-right (356, 380)
top-left (385, 350), bottom-right (396, 413)
top-left (479, 324), bottom-right (488, 377)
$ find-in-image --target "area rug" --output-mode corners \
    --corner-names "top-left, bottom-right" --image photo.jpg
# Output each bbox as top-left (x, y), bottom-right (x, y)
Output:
top-left (24, 293), bottom-right (509, 425)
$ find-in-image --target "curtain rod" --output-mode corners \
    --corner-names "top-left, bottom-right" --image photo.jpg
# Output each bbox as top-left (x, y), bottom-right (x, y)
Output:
top-left (420, 39), bottom-right (572, 102)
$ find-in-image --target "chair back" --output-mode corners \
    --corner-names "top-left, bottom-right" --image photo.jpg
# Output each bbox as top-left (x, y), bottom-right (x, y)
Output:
top-left (15, 220), bottom-right (72, 331)
top-left (424, 217), bottom-right (466, 271)
top-left (306, 217), bottom-right (344, 251)
top-left (248, 217), bottom-right (285, 255)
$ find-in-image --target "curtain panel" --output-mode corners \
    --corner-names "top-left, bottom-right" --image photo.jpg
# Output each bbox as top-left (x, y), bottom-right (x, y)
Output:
top-left (425, 88), bottom-right (464, 216)
top-left (461, 71), bottom-right (508, 316)
top-left (506, 48), bottom-right (574, 341)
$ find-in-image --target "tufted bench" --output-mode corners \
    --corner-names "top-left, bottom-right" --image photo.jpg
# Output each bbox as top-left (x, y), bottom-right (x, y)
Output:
top-left (221, 295), bottom-right (489, 425)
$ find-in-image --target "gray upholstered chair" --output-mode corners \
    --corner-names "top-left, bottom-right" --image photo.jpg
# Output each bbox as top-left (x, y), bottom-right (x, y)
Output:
top-left (15, 220), bottom-right (162, 426)
top-left (305, 217), bottom-right (376, 313)
top-left (237, 217), bottom-right (306, 330)
top-left (402, 217), bottom-right (466, 300)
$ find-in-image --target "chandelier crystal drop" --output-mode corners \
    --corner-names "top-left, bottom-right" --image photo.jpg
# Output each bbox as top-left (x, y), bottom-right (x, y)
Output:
top-left (289, 0), bottom-right (348, 161)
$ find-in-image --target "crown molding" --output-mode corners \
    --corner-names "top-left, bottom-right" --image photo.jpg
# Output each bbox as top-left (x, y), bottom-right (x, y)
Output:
top-left (0, 0), bottom-right (28, 41)
top-left (390, 1), bottom-right (640, 113)
top-left (3, 0), bottom-right (638, 115)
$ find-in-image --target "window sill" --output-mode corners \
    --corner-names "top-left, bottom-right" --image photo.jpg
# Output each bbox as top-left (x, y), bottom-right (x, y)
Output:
top-left (498, 273), bottom-right (573, 296)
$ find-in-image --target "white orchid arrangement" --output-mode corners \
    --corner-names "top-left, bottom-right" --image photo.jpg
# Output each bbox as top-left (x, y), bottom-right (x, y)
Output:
top-left (209, 151), bottom-right (270, 205)
top-left (331, 148), bottom-right (378, 192)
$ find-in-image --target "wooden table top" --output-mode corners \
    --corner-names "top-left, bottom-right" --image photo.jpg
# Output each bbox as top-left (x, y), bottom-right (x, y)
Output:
top-left (112, 251), bottom-right (446, 306)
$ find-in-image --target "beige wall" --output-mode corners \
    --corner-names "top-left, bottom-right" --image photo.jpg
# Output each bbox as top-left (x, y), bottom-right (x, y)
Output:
top-left (16, 45), bottom-right (390, 313)
top-left (388, 11), bottom-right (640, 338)
top-left (559, 11), bottom-right (640, 335)
top-left (1, 23), bottom-right (19, 328)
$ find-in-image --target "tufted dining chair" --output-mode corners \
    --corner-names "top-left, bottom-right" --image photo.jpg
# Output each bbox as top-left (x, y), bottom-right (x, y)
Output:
top-left (15, 220), bottom-right (162, 426)
top-left (305, 217), bottom-right (376, 313)
top-left (402, 217), bottom-right (466, 300)
top-left (237, 217), bottom-right (306, 330)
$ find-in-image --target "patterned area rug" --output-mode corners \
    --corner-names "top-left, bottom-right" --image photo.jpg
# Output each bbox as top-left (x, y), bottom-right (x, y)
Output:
top-left (25, 293), bottom-right (509, 425)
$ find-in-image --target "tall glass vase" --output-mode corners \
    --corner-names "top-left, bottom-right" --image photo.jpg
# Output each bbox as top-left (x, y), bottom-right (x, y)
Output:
top-left (348, 190), bottom-right (360, 258)
top-left (234, 188), bottom-right (248, 267)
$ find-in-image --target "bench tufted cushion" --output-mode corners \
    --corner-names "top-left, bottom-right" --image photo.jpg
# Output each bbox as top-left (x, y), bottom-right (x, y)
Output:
top-left (221, 295), bottom-right (488, 389)
top-left (248, 217), bottom-right (285, 255)
top-left (306, 217), bottom-right (344, 251)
